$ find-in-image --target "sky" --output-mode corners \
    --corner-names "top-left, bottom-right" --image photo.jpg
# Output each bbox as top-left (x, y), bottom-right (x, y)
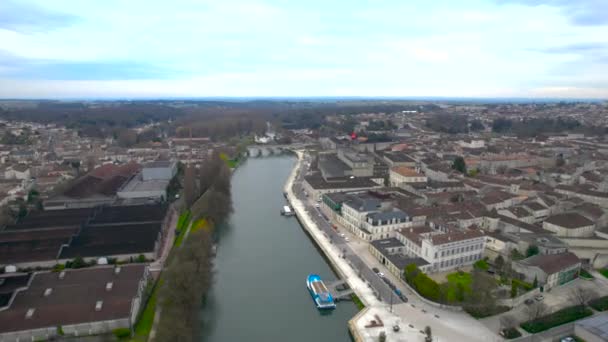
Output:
top-left (0, 0), bottom-right (607, 99)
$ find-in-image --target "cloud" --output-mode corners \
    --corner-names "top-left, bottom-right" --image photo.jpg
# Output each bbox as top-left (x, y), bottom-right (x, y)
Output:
top-left (0, 0), bottom-right (78, 33)
top-left (0, 50), bottom-right (178, 80)
top-left (0, 0), bottom-right (606, 98)
top-left (500, 0), bottom-right (608, 26)
top-left (530, 86), bottom-right (608, 98)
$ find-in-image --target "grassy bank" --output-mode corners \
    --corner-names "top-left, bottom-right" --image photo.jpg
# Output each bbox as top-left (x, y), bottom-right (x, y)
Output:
top-left (351, 294), bottom-right (365, 311)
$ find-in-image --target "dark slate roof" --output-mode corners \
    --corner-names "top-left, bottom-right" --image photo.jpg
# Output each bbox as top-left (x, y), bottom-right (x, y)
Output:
top-left (371, 237), bottom-right (404, 250)
top-left (518, 252), bottom-right (580, 275)
top-left (304, 173), bottom-right (380, 190)
top-left (368, 210), bottom-right (409, 222)
top-left (544, 213), bottom-right (594, 229)
top-left (59, 223), bottom-right (161, 259)
top-left (0, 264), bottom-right (146, 334)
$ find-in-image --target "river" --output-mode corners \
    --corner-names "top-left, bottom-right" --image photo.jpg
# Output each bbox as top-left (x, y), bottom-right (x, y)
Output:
top-left (200, 155), bottom-right (357, 342)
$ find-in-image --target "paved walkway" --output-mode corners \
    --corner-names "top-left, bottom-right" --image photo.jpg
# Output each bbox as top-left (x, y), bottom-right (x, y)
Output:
top-left (286, 151), bottom-right (500, 342)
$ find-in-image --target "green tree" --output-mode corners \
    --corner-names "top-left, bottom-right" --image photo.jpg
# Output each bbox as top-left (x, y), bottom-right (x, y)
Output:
top-left (526, 245), bottom-right (540, 257)
top-left (452, 156), bottom-right (467, 174)
top-left (511, 248), bottom-right (524, 260)
top-left (71, 256), bottom-right (86, 269)
top-left (511, 282), bottom-right (518, 298)
top-left (532, 276), bottom-right (538, 288)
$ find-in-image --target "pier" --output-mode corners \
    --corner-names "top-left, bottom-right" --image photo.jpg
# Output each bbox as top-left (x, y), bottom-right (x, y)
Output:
top-left (326, 280), bottom-right (355, 301)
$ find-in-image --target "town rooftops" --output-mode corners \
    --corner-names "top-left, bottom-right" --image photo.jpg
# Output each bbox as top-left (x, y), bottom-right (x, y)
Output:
top-left (517, 252), bottom-right (580, 275)
top-left (383, 152), bottom-right (416, 163)
top-left (143, 160), bottom-right (173, 168)
top-left (367, 210), bottom-right (408, 224)
top-left (304, 173), bottom-right (380, 190)
top-left (544, 213), bottom-right (594, 229)
top-left (371, 237), bottom-right (404, 250)
top-left (429, 228), bottom-right (484, 246)
top-left (344, 195), bottom-right (382, 212)
top-left (0, 264), bottom-right (146, 334)
top-left (391, 166), bottom-right (424, 177)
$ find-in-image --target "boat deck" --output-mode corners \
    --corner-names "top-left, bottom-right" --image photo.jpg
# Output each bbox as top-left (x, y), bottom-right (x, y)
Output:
top-left (312, 280), bottom-right (329, 294)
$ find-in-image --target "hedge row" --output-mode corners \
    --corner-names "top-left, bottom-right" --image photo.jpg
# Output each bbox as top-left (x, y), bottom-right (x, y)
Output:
top-left (589, 295), bottom-right (608, 311)
top-left (521, 305), bottom-right (593, 333)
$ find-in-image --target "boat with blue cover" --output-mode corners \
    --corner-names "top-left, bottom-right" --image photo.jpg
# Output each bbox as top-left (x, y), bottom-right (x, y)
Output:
top-left (306, 274), bottom-right (336, 309)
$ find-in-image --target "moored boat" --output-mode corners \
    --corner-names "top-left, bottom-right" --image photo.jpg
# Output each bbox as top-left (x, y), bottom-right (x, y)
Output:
top-left (306, 274), bottom-right (336, 309)
top-left (281, 205), bottom-right (295, 216)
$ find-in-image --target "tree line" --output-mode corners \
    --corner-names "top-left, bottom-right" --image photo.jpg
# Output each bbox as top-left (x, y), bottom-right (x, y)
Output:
top-left (491, 116), bottom-right (606, 137)
top-left (155, 151), bottom-right (233, 341)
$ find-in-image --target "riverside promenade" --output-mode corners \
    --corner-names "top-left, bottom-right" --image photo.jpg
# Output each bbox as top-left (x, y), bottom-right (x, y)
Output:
top-left (284, 150), bottom-right (501, 342)
top-left (284, 151), bottom-right (422, 341)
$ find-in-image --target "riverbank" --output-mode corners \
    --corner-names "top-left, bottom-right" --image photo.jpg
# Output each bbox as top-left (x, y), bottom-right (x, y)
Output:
top-left (284, 150), bottom-right (416, 341)
top-left (200, 155), bottom-right (357, 342)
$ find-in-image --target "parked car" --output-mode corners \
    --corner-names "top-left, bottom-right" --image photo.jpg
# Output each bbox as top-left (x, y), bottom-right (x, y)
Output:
top-left (524, 299), bottom-right (534, 305)
top-left (344, 237), bottom-right (350, 242)
top-left (535, 294), bottom-right (544, 301)
top-left (339, 233), bottom-right (345, 237)
top-left (372, 267), bottom-right (380, 273)
top-left (560, 337), bottom-right (574, 342)
top-left (378, 272), bottom-right (385, 278)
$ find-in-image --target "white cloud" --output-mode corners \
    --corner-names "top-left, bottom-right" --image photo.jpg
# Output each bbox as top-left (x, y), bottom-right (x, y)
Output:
top-left (0, 0), bottom-right (606, 98)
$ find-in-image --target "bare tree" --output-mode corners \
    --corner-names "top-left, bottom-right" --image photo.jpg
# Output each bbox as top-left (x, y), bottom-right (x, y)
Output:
top-left (424, 326), bottom-right (432, 342)
top-left (156, 229), bottom-right (213, 342)
top-left (525, 301), bottom-right (547, 321)
top-left (569, 286), bottom-right (598, 307)
top-left (499, 314), bottom-right (518, 331)
top-left (183, 164), bottom-right (197, 207)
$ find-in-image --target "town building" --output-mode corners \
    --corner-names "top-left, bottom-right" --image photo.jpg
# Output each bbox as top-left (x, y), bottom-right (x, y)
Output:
top-left (396, 226), bottom-right (485, 273)
top-left (369, 238), bottom-right (430, 278)
top-left (512, 252), bottom-right (581, 290)
top-left (543, 212), bottom-right (595, 237)
top-left (0, 264), bottom-right (148, 341)
top-left (389, 166), bottom-right (427, 187)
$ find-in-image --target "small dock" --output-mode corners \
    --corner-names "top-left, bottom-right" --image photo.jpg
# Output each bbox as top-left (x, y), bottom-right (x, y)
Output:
top-left (326, 280), bottom-right (354, 301)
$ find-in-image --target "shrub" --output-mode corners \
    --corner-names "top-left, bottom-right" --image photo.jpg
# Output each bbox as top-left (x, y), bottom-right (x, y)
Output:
top-left (521, 305), bottom-right (593, 333)
top-left (579, 269), bottom-right (594, 279)
top-left (474, 259), bottom-right (489, 271)
top-left (589, 295), bottom-right (608, 311)
top-left (501, 327), bottom-right (521, 339)
top-left (113, 328), bottom-right (131, 339)
top-left (52, 264), bottom-right (65, 272)
top-left (404, 264), bottom-right (441, 302)
top-left (512, 279), bottom-right (533, 292)
top-left (352, 294), bottom-right (365, 310)
top-left (464, 305), bottom-right (510, 319)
